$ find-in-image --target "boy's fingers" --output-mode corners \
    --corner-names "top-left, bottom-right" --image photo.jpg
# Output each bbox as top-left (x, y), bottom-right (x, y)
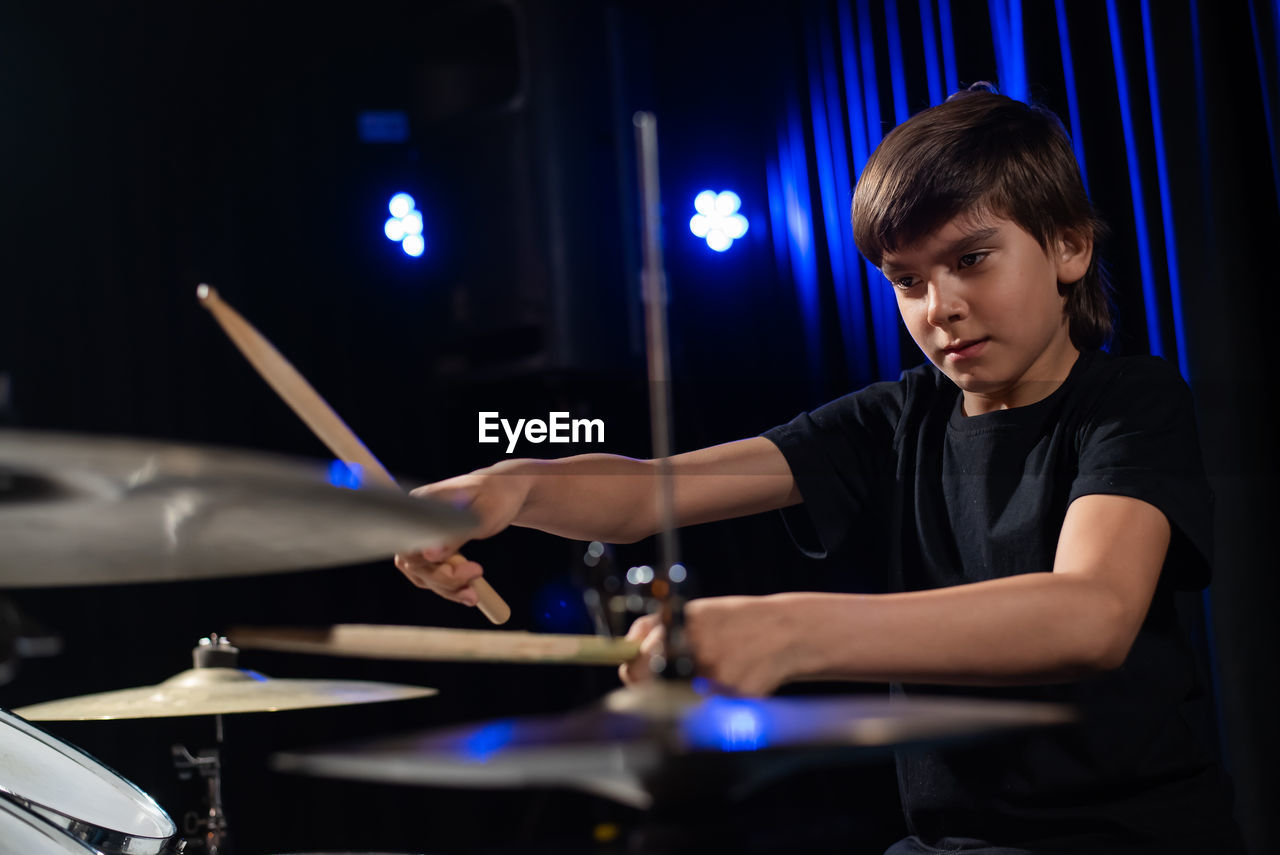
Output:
top-left (619, 658), bottom-right (653, 685)
top-left (638, 627), bottom-right (665, 657)
top-left (617, 614), bottom-right (665, 686)
top-left (420, 540), bottom-right (465, 562)
top-left (392, 551), bottom-right (485, 602)
top-left (624, 613), bottom-right (653, 640)
top-left (446, 558), bottom-right (485, 586)
top-left (395, 550), bottom-right (467, 578)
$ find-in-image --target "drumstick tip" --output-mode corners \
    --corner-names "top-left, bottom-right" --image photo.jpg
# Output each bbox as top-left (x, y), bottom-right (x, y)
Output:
top-left (196, 283), bottom-right (217, 303)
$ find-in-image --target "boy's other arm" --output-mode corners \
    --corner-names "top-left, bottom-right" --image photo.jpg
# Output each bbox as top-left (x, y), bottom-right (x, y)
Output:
top-left (516, 437), bottom-right (802, 541)
top-left (395, 437), bottom-right (800, 601)
top-left (623, 493), bottom-right (1169, 693)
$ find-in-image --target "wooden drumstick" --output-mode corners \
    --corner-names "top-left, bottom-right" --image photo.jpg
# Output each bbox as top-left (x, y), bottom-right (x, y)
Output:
top-left (229, 624), bottom-right (638, 666)
top-left (197, 284), bottom-right (511, 624)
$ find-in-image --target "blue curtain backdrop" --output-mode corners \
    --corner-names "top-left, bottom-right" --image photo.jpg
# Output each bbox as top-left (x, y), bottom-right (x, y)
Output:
top-left (762, 1), bottom-right (1277, 849)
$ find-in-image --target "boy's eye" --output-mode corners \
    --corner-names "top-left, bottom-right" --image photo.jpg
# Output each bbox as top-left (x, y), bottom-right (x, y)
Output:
top-left (891, 276), bottom-right (917, 291)
top-left (958, 251), bottom-right (987, 268)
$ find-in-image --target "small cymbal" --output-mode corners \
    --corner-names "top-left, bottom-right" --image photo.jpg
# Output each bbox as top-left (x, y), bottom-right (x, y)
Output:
top-left (228, 624), bottom-right (640, 666)
top-left (271, 684), bottom-right (1074, 808)
top-left (13, 666), bottom-right (436, 720)
top-left (0, 430), bottom-right (474, 586)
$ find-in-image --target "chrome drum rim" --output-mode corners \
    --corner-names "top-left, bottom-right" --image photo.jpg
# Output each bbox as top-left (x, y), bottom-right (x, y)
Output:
top-left (0, 710), bottom-right (177, 855)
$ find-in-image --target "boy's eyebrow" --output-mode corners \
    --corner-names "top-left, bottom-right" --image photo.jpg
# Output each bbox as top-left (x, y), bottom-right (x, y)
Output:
top-left (946, 226), bottom-right (1001, 253)
top-left (881, 226), bottom-right (1002, 274)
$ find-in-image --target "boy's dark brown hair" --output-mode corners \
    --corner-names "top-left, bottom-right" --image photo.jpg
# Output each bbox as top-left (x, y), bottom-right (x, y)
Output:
top-left (851, 84), bottom-right (1112, 350)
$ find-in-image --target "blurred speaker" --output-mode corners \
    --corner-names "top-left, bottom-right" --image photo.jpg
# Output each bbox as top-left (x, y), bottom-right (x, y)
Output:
top-left (397, 0), bottom-right (643, 382)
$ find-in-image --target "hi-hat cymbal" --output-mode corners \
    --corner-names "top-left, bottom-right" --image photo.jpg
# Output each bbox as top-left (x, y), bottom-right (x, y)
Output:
top-left (0, 430), bottom-right (474, 586)
top-left (13, 666), bottom-right (437, 720)
top-left (271, 683), bottom-right (1074, 808)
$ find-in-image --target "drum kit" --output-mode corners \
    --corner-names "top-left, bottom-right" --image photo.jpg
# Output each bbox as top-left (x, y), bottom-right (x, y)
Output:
top-left (0, 426), bottom-right (470, 855)
top-left (0, 115), bottom-right (1074, 855)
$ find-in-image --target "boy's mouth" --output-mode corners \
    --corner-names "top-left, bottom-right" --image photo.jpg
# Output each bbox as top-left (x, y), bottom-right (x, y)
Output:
top-left (941, 338), bottom-right (988, 360)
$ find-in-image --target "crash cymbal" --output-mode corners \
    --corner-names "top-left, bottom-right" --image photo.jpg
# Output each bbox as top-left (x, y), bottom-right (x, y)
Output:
top-left (228, 624), bottom-right (640, 666)
top-left (0, 430), bottom-right (474, 586)
top-left (13, 667), bottom-right (436, 721)
top-left (271, 683), bottom-right (1074, 808)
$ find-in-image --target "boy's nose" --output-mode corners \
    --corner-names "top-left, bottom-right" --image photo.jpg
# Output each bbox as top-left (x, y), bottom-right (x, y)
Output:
top-left (926, 279), bottom-right (967, 326)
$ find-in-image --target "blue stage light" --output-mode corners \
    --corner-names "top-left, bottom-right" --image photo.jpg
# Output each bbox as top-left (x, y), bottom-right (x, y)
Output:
top-left (389, 193), bottom-right (416, 219)
top-left (402, 234), bottom-right (426, 257)
top-left (714, 191), bottom-right (741, 216)
top-left (401, 210), bottom-right (423, 236)
top-left (385, 193), bottom-right (425, 258)
top-left (707, 231), bottom-right (732, 252)
top-left (690, 189), bottom-right (749, 252)
top-left (722, 214), bottom-right (748, 239)
top-left (694, 190), bottom-right (718, 215)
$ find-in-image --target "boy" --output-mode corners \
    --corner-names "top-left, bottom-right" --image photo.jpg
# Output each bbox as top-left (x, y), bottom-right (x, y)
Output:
top-left (395, 88), bottom-right (1243, 853)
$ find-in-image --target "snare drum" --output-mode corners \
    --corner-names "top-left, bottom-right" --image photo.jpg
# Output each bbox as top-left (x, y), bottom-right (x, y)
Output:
top-left (1, 797), bottom-right (101, 855)
top-left (0, 709), bottom-right (178, 855)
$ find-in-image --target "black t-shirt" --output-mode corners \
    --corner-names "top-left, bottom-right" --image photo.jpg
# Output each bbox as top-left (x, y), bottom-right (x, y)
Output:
top-left (762, 351), bottom-right (1243, 854)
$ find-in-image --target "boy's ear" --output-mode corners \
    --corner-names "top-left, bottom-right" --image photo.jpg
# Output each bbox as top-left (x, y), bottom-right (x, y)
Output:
top-left (1055, 229), bottom-right (1093, 284)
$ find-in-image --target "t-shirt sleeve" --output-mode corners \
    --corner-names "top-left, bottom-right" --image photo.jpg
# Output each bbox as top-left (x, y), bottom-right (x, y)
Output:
top-left (761, 378), bottom-right (905, 558)
top-left (1069, 357), bottom-right (1213, 590)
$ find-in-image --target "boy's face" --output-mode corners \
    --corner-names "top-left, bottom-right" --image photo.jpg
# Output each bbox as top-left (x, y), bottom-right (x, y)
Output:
top-left (880, 212), bottom-right (1091, 415)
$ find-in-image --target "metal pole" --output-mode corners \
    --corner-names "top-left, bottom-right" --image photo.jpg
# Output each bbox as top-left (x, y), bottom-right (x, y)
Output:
top-left (633, 111), bottom-right (692, 678)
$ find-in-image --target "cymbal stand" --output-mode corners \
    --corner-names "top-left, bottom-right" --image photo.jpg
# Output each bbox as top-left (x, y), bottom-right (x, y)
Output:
top-left (172, 635), bottom-right (236, 855)
top-left (173, 714), bottom-right (230, 855)
top-left (634, 110), bottom-right (694, 681)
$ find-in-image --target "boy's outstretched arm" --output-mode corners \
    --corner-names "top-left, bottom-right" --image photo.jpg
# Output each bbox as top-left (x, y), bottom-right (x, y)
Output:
top-left (621, 493), bottom-right (1170, 694)
top-left (394, 437), bottom-right (800, 604)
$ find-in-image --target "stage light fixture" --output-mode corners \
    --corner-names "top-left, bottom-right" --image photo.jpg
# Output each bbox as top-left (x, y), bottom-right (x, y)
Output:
top-left (384, 192), bottom-right (425, 257)
top-left (689, 189), bottom-right (749, 252)
top-left (401, 210), bottom-right (423, 236)
top-left (389, 193), bottom-right (415, 219)
top-left (402, 234), bottom-right (426, 257)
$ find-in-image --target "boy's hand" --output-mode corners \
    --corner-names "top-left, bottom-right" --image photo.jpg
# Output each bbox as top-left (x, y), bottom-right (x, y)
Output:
top-left (392, 467), bottom-right (533, 605)
top-left (619, 595), bottom-right (807, 696)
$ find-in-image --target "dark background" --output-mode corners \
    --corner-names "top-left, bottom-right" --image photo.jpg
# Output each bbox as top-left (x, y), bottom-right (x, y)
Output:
top-left (1, 1), bottom-right (1275, 853)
